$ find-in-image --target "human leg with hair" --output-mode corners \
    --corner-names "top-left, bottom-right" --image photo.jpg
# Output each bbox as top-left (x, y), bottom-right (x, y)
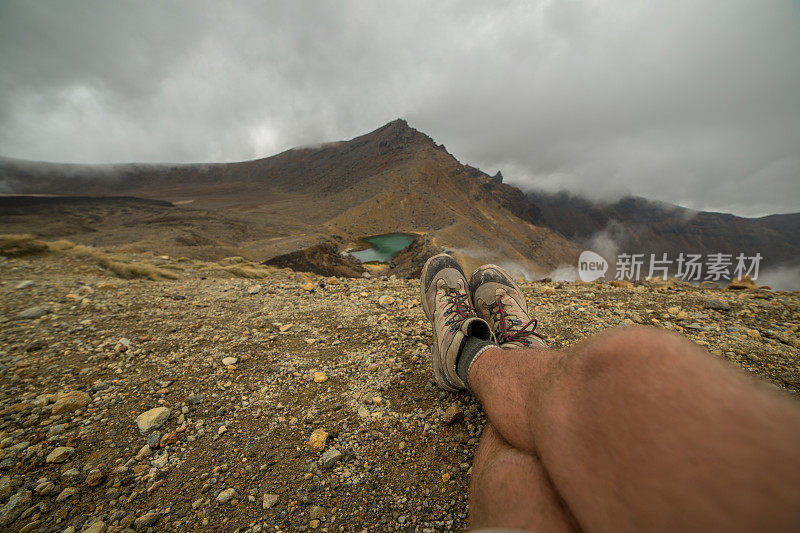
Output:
top-left (421, 255), bottom-right (800, 532)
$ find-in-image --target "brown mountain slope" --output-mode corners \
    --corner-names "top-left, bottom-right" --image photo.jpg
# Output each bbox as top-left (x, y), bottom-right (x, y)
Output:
top-left (0, 120), bottom-right (579, 277)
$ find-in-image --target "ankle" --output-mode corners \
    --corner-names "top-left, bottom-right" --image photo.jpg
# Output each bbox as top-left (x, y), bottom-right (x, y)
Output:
top-left (458, 340), bottom-right (500, 390)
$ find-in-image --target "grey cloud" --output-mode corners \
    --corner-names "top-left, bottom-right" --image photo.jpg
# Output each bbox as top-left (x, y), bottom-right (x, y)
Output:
top-left (0, 0), bottom-right (798, 216)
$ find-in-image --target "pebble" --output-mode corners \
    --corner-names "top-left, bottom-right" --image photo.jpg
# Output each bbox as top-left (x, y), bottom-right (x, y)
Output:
top-left (188, 394), bottom-right (205, 405)
top-left (378, 295), bottom-right (396, 306)
top-left (216, 487), bottom-right (237, 504)
top-left (0, 490), bottom-right (31, 526)
top-left (262, 493), bottom-right (279, 509)
top-left (56, 487), bottom-right (77, 502)
top-left (313, 371), bottom-right (328, 383)
top-left (46, 446), bottom-right (74, 464)
top-left (133, 511), bottom-right (160, 529)
top-left (321, 448), bottom-right (342, 469)
top-left (307, 429), bottom-right (328, 451)
top-left (222, 357), bottom-right (238, 366)
top-left (136, 407), bottom-right (171, 434)
top-left (16, 306), bottom-right (48, 320)
top-left (442, 404), bottom-right (464, 424)
top-left (51, 391), bottom-right (92, 415)
top-left (704, 299), bottom-right (730, 310)
top-left (14, 280), bottom-right (33, 289)
top-left (136, 444), bottom-right (153, 460)
top-left (85, 469), bottom-right (106, 487)
top-left (83, 520), bottom-right (106, 533)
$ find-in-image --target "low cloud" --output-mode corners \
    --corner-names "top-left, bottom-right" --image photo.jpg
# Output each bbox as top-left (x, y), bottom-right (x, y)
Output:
top-left (0, 1), bottom-right (798, 216)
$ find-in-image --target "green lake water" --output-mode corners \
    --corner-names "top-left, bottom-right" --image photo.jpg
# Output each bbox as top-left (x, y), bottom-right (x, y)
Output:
top-left (351, 233), bottom-right (414, 263)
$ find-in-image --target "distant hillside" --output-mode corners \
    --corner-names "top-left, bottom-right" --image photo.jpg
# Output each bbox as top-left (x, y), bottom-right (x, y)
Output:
top-left (500, 191), bottom-right (800, 269)
top-left (0, 120), bottom-right (580, 277)
top-left (2, 120), bottom-right (797, 280)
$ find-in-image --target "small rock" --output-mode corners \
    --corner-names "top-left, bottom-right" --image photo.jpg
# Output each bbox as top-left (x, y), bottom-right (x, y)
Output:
top-left (703, 299), bottom-right (730, 310)
top-left (0, 490), bottom-right (31, 526)
top-left (160, 432), bottom-right (178, 447)
top-left (320, 448), bottom-right (342, 469)
top-left (313, 371), bottom-right (328, 383)
top-left (136, 444), bottom-right (152, 460)
top-left (25, 340), bottom-right (46, 352)
top-left (85, 469), bottom-right (106, 487)
top-left (136, 407), bottom-right (171, 435)
top-left (187, 394), bottom-right (205, 405)
top-left (442, 404), bottom-right (463, 424)
top-left (279, 324), bottom-right (293, 332)
top-left (221, 357), bottom-right (238, 366)
top-left (302, 281), bottom-right (316, 292)
top-left (248, 286), bottom-right (261, 295)
top-left (133, 511), bottom-right (160, 529)
top-left (746, 329), bottom-right (761, 339)
top-left (83, 521), bottom-right (106, 533)
top-left (56, 487), bottom-right (77, 502)
top-left (308, 506), bottom-right (325, 520)
top-left (216, 488), bottom-right (236, 504)
top-left (262, 493), bottom-right (279, 509)
top-left (146, 432), bottom-right (162, 448)
top-left (16, 306), bottom-right (48, 320)
top-left (728, 276), bottom-right (758, 290)
top-left (46, 446), bottom-right (74, 464)
top-left (378, 295), bottom-right (395, 306)
top-left (14, 280), bottom-right (33, 290)
top-left (34, 481), bottom-right (55, 495)
top-left (51, 391), bottom-right (92, 415)
top-left (307, 428), bottom-right (329, 451)
top-left (151, 454), bottom-right (168, 469)
top-left (114, 338), bottom-right (131, 352)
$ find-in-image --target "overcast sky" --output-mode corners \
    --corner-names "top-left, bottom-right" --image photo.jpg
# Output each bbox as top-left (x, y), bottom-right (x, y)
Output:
top-left (1, 1), bottom-right (798, 216)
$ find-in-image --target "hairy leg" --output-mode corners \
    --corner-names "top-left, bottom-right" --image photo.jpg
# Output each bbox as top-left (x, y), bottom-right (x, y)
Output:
top-left (470, 422), bottom-right (577, 532)
top-left (469, 327), bottom-right (800, 532)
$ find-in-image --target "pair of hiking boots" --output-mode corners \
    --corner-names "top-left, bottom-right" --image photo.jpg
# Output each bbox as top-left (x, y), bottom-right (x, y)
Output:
top-left (420, 253), bottom-right (547, 392)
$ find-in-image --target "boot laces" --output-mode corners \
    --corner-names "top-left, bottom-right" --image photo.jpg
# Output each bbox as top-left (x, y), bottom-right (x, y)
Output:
top-left (440, 288), bottom-right (473, 334)
top-left (488, 297), bottom-right (546, 346)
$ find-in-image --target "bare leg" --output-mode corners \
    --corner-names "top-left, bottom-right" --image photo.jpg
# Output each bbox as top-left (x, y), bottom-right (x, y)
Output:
top-left (469, 327), bottom-right (800, 532)
top-left (470, 422), bottom-right (577, 532)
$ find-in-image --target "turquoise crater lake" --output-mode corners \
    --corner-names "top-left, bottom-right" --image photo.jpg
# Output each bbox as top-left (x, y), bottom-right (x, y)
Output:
top-left (351, 233), bottom-right (415, 263)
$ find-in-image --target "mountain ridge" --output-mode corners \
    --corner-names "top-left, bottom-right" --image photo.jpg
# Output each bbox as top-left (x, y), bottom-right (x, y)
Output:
top-left (1, 119), bottom-right (798, 281)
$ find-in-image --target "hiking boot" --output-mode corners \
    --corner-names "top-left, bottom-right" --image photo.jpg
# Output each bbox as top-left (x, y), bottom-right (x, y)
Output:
top-left (420, 254), bottom-right (493, 391)
top-left (469, 264), bottom-right (548, 349)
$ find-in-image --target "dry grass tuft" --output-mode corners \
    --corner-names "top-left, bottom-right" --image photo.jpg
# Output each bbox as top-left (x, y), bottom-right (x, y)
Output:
top-left (0, 234), bottom-right (181, 281)
top-left (0, 234), bottom-right (50, 256)
top-left (201, 257), bottom-right (275, 279)
top-left (217, 256), bottom-right (249, 266)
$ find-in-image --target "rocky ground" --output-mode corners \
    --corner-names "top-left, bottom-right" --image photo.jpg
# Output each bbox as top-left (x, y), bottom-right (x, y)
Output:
top-left (0, 251), bottom-right (799, 532)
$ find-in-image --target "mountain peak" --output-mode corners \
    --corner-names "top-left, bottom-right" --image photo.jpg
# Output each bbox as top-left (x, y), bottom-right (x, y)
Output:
top-left (374, 118), bottom-right (417, 139)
